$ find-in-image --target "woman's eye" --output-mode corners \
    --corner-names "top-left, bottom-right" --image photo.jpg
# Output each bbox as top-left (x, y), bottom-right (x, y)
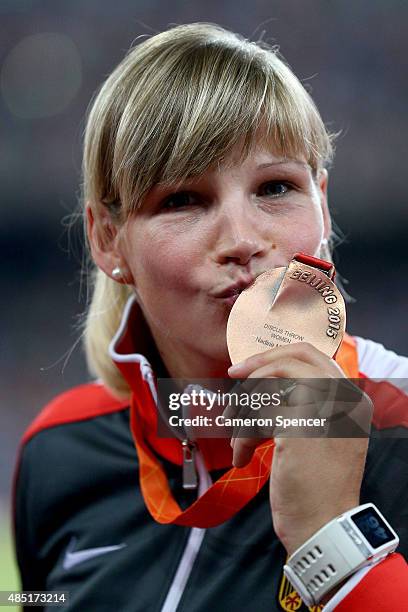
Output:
top-left (259, 181), bottom-right (290, 198)
top-left (162, 191), bottom-right (197, 210)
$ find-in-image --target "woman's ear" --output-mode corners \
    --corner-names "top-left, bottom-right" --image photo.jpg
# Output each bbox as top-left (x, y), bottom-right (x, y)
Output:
top-left (86, 203), bottom-right (132, 283)
top-left (317, 168), bottom-right (332, 241)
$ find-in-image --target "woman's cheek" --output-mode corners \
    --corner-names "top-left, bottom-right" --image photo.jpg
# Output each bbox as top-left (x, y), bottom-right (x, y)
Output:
top-left (136, 232), bottom-right (199, 292)
top-left (276, 228), bottom-right (319, 262)
top-left (284, 210), bottom-right (323, 256)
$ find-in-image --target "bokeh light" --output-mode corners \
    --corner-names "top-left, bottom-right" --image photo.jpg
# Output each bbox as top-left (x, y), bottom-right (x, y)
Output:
top-left (1, 31), bottom-right (82, 119)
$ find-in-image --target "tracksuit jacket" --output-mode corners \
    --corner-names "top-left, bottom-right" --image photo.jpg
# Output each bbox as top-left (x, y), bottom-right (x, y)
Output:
top-left (13, 296), bottom-right (408, 611)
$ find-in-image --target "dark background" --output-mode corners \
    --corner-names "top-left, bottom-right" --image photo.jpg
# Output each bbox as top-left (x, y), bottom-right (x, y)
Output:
top-left (1, 1), bottom-right (407, 514)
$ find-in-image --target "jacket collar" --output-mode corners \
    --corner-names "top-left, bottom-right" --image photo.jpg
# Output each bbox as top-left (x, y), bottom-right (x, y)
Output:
top-left (109, 295), bottom-right (234, 469)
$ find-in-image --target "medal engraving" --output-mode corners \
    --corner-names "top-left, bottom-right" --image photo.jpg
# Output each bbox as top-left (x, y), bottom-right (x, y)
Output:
top-left (326, 306), bottom-right (341, 338)
top-left (227, 255), bottom-right (346, 364)
top-left (289, 267), bottom-right (337, 303)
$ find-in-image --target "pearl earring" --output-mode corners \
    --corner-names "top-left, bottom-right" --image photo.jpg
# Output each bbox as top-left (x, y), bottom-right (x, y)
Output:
top-left (112, 267), bottom-right (122, 280)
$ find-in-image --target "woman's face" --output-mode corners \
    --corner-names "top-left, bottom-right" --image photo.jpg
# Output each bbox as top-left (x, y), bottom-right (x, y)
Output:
top-left (117, 142), bottom-right (331, 376)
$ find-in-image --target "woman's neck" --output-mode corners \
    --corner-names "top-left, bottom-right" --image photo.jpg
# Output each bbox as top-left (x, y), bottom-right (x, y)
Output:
top-left (131, 308), bottom-right (230, 381)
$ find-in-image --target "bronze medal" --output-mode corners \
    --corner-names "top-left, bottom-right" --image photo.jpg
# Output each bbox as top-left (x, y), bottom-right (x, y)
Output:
top-left (227, 253), bottom-right (346, 364)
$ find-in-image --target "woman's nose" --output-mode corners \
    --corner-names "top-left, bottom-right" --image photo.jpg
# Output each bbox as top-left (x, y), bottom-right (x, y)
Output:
top-left (213, 207), bottom-right (269, 265)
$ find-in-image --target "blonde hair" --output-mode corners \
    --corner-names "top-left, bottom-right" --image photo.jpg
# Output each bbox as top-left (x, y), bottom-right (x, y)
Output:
top-left (82, 22), bottom-right (336, 398)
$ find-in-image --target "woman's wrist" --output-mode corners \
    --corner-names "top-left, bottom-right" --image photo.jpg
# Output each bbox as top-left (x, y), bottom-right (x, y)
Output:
top-left (279, 501), bottom-right (360, 558)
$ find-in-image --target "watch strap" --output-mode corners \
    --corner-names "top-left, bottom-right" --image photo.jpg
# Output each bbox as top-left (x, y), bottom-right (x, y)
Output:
top-left (284, 519), bottom-right (369, 606)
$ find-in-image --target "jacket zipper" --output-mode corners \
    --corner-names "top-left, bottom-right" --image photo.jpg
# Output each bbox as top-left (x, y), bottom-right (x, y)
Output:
top-left (181, 439), bottom-right (198, 490)
top-left (160, 449), bottom-right (211, 612)
top-left (153, 381), bottom-right (199, 490)
top-left (153, 381), bottom-right (209, 609)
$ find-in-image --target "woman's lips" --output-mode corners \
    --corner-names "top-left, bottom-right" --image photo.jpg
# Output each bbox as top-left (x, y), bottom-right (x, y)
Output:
top-left (210, 276), bottom-right (258, 308)
top-left (218, 293), bottom-right (241, 307)
top-left (211, 276), bottom-right (256, 300)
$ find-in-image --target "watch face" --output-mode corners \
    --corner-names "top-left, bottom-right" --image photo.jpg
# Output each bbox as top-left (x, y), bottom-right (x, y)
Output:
top-left (351, 508), bottom-right (395, 549)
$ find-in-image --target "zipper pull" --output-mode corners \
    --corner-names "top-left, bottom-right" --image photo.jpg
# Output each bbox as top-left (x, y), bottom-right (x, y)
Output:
top-left (182, 439), bottom-right (198, 490)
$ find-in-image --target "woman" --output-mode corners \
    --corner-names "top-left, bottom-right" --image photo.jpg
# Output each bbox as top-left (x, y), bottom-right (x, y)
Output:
top-left (13, 23), bottom-right (408, 611)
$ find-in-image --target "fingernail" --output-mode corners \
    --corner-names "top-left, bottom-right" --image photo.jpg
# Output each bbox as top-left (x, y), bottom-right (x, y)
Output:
top-left (228, 362), bottom-right (245, 375)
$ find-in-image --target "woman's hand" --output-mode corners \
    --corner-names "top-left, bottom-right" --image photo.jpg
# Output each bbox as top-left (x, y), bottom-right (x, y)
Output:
top-left (227, 342), bottom-right (371, 557)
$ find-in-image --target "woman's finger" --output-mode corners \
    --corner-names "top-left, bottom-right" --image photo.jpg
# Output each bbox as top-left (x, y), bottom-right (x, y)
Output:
top-left (245, 357), bottom-right (331, 380)
top-left (228, 341), bottom-right (345, 379)
top-left (232, 436), bottom-right (262, 467)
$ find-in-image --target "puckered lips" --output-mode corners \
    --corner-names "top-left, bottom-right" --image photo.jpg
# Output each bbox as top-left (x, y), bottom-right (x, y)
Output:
top-left (210, 276), bottom-right (257, 307)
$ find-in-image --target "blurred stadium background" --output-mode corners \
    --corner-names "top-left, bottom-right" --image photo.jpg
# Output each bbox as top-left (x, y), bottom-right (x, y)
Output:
top-left (1, 0), bottom-right (407, 600)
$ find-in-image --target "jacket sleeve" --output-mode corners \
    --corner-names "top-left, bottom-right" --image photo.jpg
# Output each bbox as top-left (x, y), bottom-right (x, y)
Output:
top-left (13, 439), bottom-right (47, 598)
top-left (323, 553), bottom-right (408, 610)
